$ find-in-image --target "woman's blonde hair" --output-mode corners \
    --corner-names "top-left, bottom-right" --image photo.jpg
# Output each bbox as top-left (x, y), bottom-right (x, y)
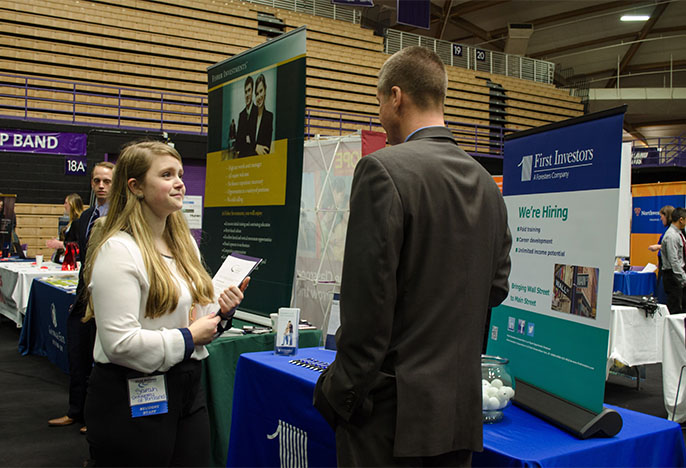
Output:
top-left (83, 141), bottom-right (214, 321)
top-left (65, 193), bottom-right (84, 223)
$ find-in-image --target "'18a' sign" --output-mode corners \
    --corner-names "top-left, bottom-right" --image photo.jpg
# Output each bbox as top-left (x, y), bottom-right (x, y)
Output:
top-left (65, 155), bottom-right (87, 175)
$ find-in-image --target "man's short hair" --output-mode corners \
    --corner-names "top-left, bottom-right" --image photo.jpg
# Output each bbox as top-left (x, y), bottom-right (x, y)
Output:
top-left (244, 76), bottom-right (254, 90)
top-left (92, 161), bottom-right (114, 177)
top-left (672, 207), bottom-right (686, 223)
top-left (377, 46), bottom-right (448, 110)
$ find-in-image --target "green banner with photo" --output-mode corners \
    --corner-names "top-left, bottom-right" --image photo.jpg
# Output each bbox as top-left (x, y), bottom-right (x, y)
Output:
top-left (204, 27), bottom-right (306, 317)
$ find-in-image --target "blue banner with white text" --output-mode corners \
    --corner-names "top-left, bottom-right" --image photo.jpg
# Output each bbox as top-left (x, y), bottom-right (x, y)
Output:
top-left (632, 195), bottom-right (685, 233)
top-left (503, 114), bottom-right (624, 196)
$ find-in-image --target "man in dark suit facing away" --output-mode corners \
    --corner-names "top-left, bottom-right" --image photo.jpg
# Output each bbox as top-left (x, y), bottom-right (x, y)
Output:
top-left (313, 46), bottom-right (512, 467)
top-left (235, 76), bottom-right (258, 158)
top-left (48, 161), bottom-right (114, 434)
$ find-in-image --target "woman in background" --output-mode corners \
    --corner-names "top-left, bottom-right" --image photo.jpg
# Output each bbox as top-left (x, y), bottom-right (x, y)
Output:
top-left (0, 198), bottom-right (12, 254)
top-left (253, 74), bottom-right (274, 155)
top-left (47, 193), bottom-right (84, 260)
top-left (82, 141), bottom-right (249, 466)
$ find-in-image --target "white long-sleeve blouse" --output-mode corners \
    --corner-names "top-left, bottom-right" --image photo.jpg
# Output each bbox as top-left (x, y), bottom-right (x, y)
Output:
top-left (89, 231), bottom-right (215, 374)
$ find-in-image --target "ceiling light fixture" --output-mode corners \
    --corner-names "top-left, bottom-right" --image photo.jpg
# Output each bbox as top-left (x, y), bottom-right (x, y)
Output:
top-left (620, 15), bottom-right (650, 21)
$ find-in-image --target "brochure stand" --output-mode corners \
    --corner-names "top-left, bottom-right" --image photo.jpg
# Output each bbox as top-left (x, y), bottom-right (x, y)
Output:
top-left (275, 308), bottom-right (300, 356)
top-left (513, 378), bottom-right (623, 439)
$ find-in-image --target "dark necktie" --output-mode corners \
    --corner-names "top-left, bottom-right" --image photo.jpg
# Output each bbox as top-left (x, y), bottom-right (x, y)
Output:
top-left (680, 231), bottom-right (686, 264)
top-left (86, 208), bottom-right (100, 239)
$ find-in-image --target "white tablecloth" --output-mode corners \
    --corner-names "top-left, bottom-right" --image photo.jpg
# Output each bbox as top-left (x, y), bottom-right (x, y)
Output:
top-left (662, 313), bottom-right (686, 422)
top-left (0, 261), bottom-right (78, 326)
top-left (607, 304), bottom-right (668, 374)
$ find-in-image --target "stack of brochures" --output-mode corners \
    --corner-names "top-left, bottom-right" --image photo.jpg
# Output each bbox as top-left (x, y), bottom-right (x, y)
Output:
top-left (41, 276), bottom-right (79, 292)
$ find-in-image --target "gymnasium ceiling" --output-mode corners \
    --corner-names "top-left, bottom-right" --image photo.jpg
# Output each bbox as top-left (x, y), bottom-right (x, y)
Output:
top-left (371, 0), bottom-right (686, 143)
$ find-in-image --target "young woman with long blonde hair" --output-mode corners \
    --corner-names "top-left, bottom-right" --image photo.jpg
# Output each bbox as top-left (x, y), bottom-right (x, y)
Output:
top-left (83, 141), bottom-right (248, 466)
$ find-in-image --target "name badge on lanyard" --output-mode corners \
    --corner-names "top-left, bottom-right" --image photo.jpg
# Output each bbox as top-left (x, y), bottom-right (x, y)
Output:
top-left (127, 375), bottom-right (169, 418)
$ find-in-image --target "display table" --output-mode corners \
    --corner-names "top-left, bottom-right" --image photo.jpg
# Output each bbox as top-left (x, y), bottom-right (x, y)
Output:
top-left (18, 278), bottom-right (78, 374)
top-left (203, 328), bottom-right (321, 467)
top-left (613, 270), bottom-right (656, 296)
top-left (0, 259), bottom-right (77, 326)
top-left (227, 348), bottom-right (686, 468)
top-left (607, 304), bottom-right (667, 373)
top-left (662, 313), bottom-right (686, 422)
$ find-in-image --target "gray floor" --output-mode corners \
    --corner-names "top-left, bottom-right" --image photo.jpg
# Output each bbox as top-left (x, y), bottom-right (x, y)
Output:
top-left (0, 316), bottom-right (684, 467)
top-left (0, 318), bottom-right (89, 467)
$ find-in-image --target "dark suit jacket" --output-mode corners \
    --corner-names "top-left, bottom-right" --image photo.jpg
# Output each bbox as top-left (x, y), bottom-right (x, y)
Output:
top-left (254, 109), bottom-right (273, 152)
top-left (314, 126), bottom-right (512, 457)
top-left (72, 206), bottom-right (97, 312)
top-left (235, 105), bottom-right (257, 158)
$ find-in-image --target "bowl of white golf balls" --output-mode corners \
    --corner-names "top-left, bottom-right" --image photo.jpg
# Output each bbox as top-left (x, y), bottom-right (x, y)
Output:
top-left (481, 355), bottom-right (515, 423)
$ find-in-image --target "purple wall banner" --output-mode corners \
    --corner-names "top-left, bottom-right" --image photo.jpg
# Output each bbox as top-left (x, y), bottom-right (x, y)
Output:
top-left (65, 155), bottom-right (88, 175)
top-left (397, 0), bottom-right (430, 30)
top-left (0, 130), bottom-right (87, 156)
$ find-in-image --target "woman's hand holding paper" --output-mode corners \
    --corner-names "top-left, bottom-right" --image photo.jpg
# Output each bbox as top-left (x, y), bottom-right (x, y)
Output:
top-left (217, 277), bottom-right (250, 319)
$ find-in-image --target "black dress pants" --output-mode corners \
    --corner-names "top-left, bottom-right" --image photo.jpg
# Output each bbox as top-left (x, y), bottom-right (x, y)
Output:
top-left (663, 269), bottom-right (686, 314)
top-left (85, 360), bottom-right (210, 467)
top-left (66, 303), bottom-right (95, 422)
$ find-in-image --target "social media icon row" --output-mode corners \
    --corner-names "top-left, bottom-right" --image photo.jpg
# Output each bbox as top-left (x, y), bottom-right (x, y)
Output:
top-left (508, 316), bottom-right (534, 337)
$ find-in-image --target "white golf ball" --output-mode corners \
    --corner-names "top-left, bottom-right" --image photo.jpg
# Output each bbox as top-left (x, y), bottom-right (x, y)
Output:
top-left (486, 386), bottom-right (499, 398)
top-left (482, 393), bottom-right (490, 410)
top-left (487, 397), bottom-right (500, 410)
top-left (491, 378), bottom-right (504, 388)
top-left (497, 387), bottom-right (510, 402)
top-left (503, 386), bottom-right (515, 399)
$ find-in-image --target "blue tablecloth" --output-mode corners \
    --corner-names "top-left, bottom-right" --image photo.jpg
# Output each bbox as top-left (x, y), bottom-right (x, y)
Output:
top-left (18, 279), bottom-right (74, 374)
top-left (613, 271), bottom-right (656, 296)
top-left (227, 348), bottom-right (686, 467)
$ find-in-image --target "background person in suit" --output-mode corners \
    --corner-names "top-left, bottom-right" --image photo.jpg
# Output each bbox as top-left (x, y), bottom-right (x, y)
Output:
top-left (48, 162), bottom-right (114, 434)
top-left (313, 46), bottom-right (512, 467)
top-left (235, 76), bottom-right (257, 158)
top-left (253, 74), bottom-right (273, 155)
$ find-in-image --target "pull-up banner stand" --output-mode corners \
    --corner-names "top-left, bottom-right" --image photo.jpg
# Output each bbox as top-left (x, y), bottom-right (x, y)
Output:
top-left (204, 27), bottom-right (307, 320)
top-left (292, 134), bottom-right (360, 332)
top-left (487, 106), bottom-right (627, 438)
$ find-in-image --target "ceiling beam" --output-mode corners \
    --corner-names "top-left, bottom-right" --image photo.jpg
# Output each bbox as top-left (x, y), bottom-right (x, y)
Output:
top-left (631, 119), bottom-right (686, 127)
top-left (606, 2), bottom-right (669, 88)
top-left (625, 59), bottom-right (686, 72)
top-left (445, 0), bottom-right (645, 44)
top-left (531, 25), bottom-right (686, 59)
top-left (451, 16), bottom-right (491, 42)
top-left (624, 120), bottom-right (648, 146)
top-left (431, 1), bottom-right (510, 50)
top-left (488, 1), bottom-right (645, 39)
top-left (437, 1), bottom-right (453, 40)
top-left (531, 33), bottom-right (634, 60)
top-left (447, 0), bottom-right (510, 18)
top-left (567, 59), bottom-right (686, 83)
